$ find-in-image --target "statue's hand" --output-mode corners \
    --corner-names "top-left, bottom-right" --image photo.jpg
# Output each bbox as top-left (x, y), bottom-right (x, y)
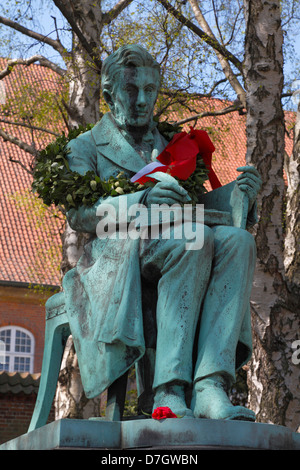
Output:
top-left (236, 166), bottom-right (262, 209)
top-left (146, 180), bottom-right (191, 206)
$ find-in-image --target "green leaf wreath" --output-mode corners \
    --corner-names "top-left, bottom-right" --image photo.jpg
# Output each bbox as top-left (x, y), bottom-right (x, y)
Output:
top-left (32, 121), bottom-right (208, 212)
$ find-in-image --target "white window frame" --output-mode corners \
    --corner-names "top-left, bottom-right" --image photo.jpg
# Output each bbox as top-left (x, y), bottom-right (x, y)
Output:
top-left (0, 326), bottom-right (35, 373)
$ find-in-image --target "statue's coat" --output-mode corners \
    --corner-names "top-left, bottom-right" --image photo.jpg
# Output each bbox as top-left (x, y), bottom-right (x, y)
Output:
top-left (63, 113), bottom-right (167, 398)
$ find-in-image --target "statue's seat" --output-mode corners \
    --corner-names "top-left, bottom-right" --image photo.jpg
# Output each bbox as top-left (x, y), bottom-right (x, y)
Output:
top-left (28, 293), bottom-right (69, 432)
top-left (28, 287), bottom-right (133, 432)
top-left (28, 181), bottom-right (248, 432)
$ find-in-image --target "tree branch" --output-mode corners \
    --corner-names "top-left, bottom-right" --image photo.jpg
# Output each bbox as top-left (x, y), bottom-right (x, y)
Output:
top-left (224, 3), bottom-right (243, 46)
top-left (8, 157), bottom-right (33, 174)
top-left (0, 55), bottom-right (66, 80)
top-left (52, 0), bottom-right (102, 70)
top-left (0, 15), bottom-right (67, 57)
top-left (0, 128), bottom-right (38, 160)
top-left (36, 56), bottom-right (66, 76)
top-left (188, 0), bottom-right (246, 107)
top-left (174, 102), bottom-right (245, 126)
top-left (212, 0), bottom-right (224, 45)
top-left (0, 118), bottom-right (61, 137)
top-left (103, 0), bottom-right (134, 25)
top-left (160, 77), bottom-right (228, 100)
top-left (156, 0), bottom-right (243, 73)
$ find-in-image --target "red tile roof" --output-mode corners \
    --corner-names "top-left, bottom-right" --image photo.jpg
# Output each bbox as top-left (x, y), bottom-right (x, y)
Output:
top-left (0, 59), bottom-right (65, 286)
top-left (0, 371), bottom-right (40, 395)
top-left (0, 60), bottom-right (296, 285)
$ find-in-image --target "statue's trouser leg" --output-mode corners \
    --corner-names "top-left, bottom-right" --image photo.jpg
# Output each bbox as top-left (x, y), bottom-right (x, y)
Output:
top-left (140, 223), bottom-right (214, 389)
top-left (193, 225), bottom-right (256, 386)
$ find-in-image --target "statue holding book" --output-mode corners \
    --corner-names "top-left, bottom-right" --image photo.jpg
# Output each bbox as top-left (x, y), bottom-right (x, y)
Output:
top-left (62, 44), bottom-right (261, 421)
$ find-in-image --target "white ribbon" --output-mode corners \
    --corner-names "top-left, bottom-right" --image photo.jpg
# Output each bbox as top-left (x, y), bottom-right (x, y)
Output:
top-left (130, 161), bottom-right (165, 183)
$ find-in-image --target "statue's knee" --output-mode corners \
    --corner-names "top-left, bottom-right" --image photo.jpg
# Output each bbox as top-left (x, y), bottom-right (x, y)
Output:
top-left (203, 225), bottom-right (214, 248)
top-left (174, 223), bottom-right (213, 252)
top-left (185, 224), bottom-right (213, 254)
top-left (228, 227), bottom-right (256, 254)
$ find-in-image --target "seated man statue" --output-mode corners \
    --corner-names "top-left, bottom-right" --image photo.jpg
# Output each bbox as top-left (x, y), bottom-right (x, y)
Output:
top-left (62, 44), bottom-right (261, 421)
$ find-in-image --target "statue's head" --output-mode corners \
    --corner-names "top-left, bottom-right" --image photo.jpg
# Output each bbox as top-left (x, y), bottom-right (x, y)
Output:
top-left (101, 45), bottom-right (161, 130)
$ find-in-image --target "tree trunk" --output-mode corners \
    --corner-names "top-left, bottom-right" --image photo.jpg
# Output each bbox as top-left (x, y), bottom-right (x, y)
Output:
top-left (284, 103), bottom-right (300, 287)
top-left (66, 39), bottom-right (101, 127)
top-left (54, 1), bottom-right (103, 421)
top-left (243, 0), bottom-right (300, 431)
top-left (62, 0), bottom-right (103, 127)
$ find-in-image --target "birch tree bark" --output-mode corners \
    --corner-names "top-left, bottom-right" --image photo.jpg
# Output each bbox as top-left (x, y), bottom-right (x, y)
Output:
top-left (57, 0), bottom-right (103, 127)
top-left (243, 0), bottom-right (300, 430)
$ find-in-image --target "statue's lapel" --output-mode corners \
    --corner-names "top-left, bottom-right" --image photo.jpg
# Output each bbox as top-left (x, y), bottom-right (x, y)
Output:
top-left (91, 112), bottom-right (147, 174)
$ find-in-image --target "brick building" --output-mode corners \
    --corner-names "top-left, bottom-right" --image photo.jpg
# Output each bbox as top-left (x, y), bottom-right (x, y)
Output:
top-left (0, 60), bottom-right (295, 444)
top-left (0, 60), bottom-right (62, 443)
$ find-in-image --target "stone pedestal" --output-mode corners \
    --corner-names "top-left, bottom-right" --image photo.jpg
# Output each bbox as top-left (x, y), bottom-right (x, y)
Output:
top-left (1, 418), bottom-right (299, 451)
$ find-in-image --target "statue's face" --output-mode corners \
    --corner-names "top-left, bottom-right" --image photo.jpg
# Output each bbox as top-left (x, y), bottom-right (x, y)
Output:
top-left (110, 66), bottom-right (160, 128)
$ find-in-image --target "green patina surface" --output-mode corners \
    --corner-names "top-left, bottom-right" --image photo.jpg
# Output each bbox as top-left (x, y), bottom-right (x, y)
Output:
top-left (29, 45), bottom-right (263, 432)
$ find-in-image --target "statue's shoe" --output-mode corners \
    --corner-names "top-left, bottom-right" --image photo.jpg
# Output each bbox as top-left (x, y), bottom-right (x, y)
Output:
top-left (153, 382), bottom-right (194, 418)
top-left (192, 375), bottom-right (256, 422)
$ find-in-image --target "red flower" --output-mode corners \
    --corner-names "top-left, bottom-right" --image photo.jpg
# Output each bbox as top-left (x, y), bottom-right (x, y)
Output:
top-left (152, 407), bottom-right (178, 420)
top-left (131, 127), bottom-right (221, 190)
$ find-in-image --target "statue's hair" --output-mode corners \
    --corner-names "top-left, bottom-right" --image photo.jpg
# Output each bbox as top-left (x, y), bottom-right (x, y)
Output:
top-left (101, 44), bottom-right (161, 95)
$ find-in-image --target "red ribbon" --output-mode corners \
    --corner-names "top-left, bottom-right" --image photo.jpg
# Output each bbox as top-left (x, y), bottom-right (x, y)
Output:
top-left (134, 127), bottom-right (221, 189)
top-left (187, 127), bottom-right (222, 190)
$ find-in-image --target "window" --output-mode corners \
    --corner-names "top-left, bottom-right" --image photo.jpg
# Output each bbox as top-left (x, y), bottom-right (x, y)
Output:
top-left (0, 326), bottom-right (35, 373)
